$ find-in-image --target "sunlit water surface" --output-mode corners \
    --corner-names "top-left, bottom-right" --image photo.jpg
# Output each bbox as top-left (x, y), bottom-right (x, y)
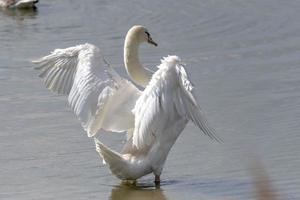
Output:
top-left (1, 0), bottom-right (300, 199)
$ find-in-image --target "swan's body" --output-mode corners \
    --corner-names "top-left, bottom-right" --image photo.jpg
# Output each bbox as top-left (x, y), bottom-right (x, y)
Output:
top-left (0, 0), bottom-right (38, 9)
top-left (33, 26), bottom-right (220, 182)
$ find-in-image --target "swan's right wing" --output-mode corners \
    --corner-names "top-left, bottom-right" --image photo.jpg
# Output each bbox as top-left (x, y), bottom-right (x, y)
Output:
top-left (176, 62), bottom-right (222, 143)
top-left (132, 56), bottom-right (221, 149)
top-left (33, 43), bottom-right (141, 137)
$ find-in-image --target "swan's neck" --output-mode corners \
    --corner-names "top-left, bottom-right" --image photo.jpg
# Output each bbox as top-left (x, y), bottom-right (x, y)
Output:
top-left (124, 36), bottom-right (153, 88)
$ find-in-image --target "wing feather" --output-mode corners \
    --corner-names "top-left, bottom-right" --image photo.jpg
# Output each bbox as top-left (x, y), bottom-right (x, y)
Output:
top-left (33, 43), bottom-right (141, 137)
top-left (33, 45), bottom-right (81, 95)
top-left (132, 56), bottom-right (221, 149)
top-left (177, 64), bottom-right (222, 143)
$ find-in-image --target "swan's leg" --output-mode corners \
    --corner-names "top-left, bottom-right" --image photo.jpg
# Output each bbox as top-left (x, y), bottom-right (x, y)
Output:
top-left (154, 175), bottom-right (160, 184)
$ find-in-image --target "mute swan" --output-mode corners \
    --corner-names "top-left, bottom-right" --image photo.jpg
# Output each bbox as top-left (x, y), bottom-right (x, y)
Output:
top-left (33, 25), bottom-right (221, 183)
top-left (0, 0), bottom-right (38, 9)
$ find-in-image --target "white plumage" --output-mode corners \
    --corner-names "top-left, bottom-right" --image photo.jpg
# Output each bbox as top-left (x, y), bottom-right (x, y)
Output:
top-left (33, 25), bottom-right (220, 183)
top-left (33, 43), bottom-right (140, 137)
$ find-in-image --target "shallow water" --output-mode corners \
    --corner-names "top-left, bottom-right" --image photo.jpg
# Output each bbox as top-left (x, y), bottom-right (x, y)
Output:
top-left (1, 0), bottom-right (300, 199)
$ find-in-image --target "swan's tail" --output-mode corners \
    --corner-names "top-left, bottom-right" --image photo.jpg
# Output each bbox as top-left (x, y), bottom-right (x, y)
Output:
top-left (94, 138), bottom-right (130, 180)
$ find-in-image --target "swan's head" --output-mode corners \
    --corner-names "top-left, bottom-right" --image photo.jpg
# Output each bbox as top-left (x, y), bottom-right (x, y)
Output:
top-left (127, 25), bottom-right (158, 47)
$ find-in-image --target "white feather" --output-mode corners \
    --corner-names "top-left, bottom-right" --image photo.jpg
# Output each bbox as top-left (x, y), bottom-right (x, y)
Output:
top-left (33, 43), bottom-right (141, 137)
top-left (93, 55), bottom-right (220, 180)
top-left (33, 26), bottom-right (220, 181)
top-left (132, 56), bottom-right (220, 150)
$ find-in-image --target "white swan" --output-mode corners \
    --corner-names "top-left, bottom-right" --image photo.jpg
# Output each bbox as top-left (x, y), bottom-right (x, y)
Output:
top-left (33, 25), bottom-right (220, 183)
top-left (0, 0), bottom-right (38, 9)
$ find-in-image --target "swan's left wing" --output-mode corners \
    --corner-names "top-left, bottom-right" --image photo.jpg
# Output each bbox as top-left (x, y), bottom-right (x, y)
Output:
top-left (33, 43), bottom-right (140, 137)
top-left (132, 56), bottom-right (221, 149)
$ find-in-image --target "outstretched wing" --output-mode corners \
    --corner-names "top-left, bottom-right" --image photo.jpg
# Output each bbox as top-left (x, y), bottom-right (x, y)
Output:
top-left (132, 56), bottom-right (221, 149)
top-left (175, 60), bottom-right (222, 143)
top-left (33, 43), bottom-right (141, 137)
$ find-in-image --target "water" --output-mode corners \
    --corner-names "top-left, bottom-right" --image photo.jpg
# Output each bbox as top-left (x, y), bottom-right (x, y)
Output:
top-left (1, 0), bottom-right (300, 199)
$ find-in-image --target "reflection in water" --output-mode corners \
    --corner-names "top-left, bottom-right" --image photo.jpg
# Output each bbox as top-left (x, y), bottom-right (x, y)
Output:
top-left (106, 160), bottom-right (281, 200)
top-left (0, 6), bottom-right (38, 19)
top-left (110, 182), bottom-right (167, 200)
